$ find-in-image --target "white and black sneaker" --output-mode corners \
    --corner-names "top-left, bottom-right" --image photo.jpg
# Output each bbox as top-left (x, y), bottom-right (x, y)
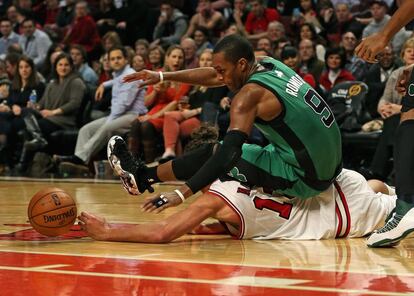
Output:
top-left (367, 201), bottom-right (414, 248)
top-left (107, 135), bottom-right (154, 195)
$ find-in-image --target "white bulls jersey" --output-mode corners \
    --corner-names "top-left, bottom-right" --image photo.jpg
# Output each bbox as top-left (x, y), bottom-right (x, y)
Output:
top-left (208, 169), bottom-right (397, 240)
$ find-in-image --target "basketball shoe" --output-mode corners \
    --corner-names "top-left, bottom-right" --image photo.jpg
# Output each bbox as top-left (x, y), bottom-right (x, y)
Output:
top-left (107, 136), bottom-right (154, 195)
top-left (367, 200), bottom-right (414, 247)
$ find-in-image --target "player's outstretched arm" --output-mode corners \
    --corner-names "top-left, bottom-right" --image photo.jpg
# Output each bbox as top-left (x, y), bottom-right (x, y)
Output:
top-left (355, 0), bottom-right (414, 62)
top-left (78, 193), bottom-right (226, 243)
top-left (123, 68), bottom-right (225, 88)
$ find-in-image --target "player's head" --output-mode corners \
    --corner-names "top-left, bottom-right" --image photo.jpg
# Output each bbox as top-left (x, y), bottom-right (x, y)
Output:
top-left (212, 34), bottom-right (255, 91)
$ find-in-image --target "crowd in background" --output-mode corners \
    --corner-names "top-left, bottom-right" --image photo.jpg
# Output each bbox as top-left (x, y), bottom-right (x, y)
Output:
top-left (0, 0), bottom-right (411, 181)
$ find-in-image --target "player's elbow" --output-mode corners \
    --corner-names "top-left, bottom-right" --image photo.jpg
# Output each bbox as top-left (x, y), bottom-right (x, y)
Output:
top-left (151, 228), bottom-right (177, 243)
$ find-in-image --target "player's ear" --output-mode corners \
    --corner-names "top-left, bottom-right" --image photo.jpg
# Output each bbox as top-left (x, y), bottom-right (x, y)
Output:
top-left (239, 58), bottom-right (248, 72)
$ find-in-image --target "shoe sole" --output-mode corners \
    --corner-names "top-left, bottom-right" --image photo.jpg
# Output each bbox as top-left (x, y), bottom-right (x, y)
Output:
top-left (367, 228), bottom-right (414, 248)
top-left (107, 136), bottom-right (140, 195)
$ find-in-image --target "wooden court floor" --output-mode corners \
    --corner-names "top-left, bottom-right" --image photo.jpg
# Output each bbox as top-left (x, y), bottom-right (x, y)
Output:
top-left (0, 177), bottom-right (413, 296)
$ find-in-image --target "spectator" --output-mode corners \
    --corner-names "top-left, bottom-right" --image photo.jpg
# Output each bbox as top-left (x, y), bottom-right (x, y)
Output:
top-left (101, 31), bottom-right (122, 53)
top-left (134, 39), bottom-right (150, 68)
top-left (56, 0), bottom-right (76, 28)
top-left (14, 53), bottom-right (85, 173)
top-left (54, 46), bottom-right (147, 171)
top-left (244, 0), bottom-right (280, 40)
top-left (298, 22), bottom-right (326, 61)
top-left (41, 0), bottom-right (61, 40)
top-left (148, 45), bottom-right (165, 70)
top-left (40, 43), bottom-right (64, 82)
top-left (298, 39), bottom-right (325, 81)
top-left (364, 45), bottom-right (399, 118)
top-left (281, 45), bottom-right (316, 88)
top-left (362, 0), bottom-right (410, 54)
top-left (193, 26), bottom-right (214, 56)
top-left (257, 37), bottom-right (272, 52)
top-left (18, 18), bottom-right (52, 68)
top-left (62, 1), bottom-right (101, 61)
top-left (183, 0), bottom-right (225, 40)
top-left (152, 1), bottom-right (188, 48)
top-left (321, 2), bottom-right (365, 45)
top-left (132, 54), bottom-right (147, 72)
top-left (5, 52), bottom-right (21, 80)
top-left (341, 31), bottom-right (367, 81)
top-left (0, 56), bottom-right (45, 168)
top-left (273, 36), bottom-right (291, 59)
top-left (230, 0), bottom-right (249, 35)
top-left (128, 45), bottom-right (190, 163)
top-left (267, 21), bottom-right (285, 44)
top-left (95, 0), bottom-right (117, 36)
top-left (0, 18), bottom-right (20, 59)
top-left (159, 49), bottom-right (220, 162)
top-left (181, 37), bottom-right (198, 69)
top-left (69, 45), bottom-right (98, 90)
top-left (319, 47), bottom-right (355, 92)
top-left (291, 0), bottom-right (322, 34)
top-left (6, 6), bottom-right (19, 33)
top-left (90, 53), bottom-right (112, 120)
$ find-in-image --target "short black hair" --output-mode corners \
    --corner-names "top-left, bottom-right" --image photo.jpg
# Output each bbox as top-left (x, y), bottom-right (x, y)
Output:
top-left (108, 46), bottom-right (128, 59)
top-left (325, 47), bottom-right (347, 69)
top-left (213, 34), bottom-right (255, 64)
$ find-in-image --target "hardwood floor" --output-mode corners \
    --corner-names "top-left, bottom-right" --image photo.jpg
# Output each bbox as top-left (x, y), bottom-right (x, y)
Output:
top-left (0, 178), bottom-right (413, 295)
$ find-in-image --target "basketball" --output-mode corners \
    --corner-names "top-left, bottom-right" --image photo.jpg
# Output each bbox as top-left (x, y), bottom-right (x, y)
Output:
top-left (28, 187), bottom-right (77, 237)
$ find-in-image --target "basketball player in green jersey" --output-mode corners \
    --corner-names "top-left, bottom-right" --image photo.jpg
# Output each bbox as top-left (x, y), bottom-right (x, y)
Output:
top-left (108, 34), bottom-right (342, 211)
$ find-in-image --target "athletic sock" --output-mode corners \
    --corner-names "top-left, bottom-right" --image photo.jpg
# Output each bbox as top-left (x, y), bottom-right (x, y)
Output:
top-left (395, 199), bottom-right (414, 215)
top-left (145, 166), bottom-right (160, 185)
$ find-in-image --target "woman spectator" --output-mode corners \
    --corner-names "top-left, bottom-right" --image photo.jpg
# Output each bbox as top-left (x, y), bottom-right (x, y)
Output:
top-left (127, 45), bottom-right (190, 163)
top-left (319, 47), bottom-right (355, 92)
top-left (298, 23), bottom-right (326, 61)
top-left (159, 49), bottom-right (227, 162)
top-left (291, 0), bottom-right (322, 33)
top-left (193, 26), bottom-right (214, 56)
top-left (14, 53), bottom-right (85, 173)
top-left (135, 39), bottom-right (151, 69)
top-left (148, 45), bottom-right (165, 70)
top-left (0, 56), bottom-right (45, 167)
top-left (101, 31), bottom-right (122, 53)
top-left (132, 54), bottom-right (146, 72)
top-left (281, 46), bottom-right (316, 88)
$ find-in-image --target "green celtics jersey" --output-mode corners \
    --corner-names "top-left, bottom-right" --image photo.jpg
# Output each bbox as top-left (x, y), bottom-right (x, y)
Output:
top-left (247, 57), bottom-right (342, 185)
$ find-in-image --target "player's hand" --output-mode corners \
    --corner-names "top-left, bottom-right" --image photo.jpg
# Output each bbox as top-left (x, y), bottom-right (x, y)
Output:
top-left (123, 70), bottom-right (161, 87)
top-left (78, 211), bottom-right (110, 240)
top-left (141, 191), bottom-right (183, 213)
top-left (396, 67), bottom-right (414, 96)
top-left (355, 33), bottom-right (389, 63)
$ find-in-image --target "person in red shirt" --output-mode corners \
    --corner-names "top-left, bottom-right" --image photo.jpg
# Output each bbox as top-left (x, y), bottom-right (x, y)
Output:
top-left (62, 1), bottom-right (101, 60)
top-left (244, 0), bottom-right (280, 40)
top-left (319, 47), bottom-right (355, 92)
top-left (128, 45), bottom-right (191, 163)
top-left (281, 45), bottom-right (316, 88)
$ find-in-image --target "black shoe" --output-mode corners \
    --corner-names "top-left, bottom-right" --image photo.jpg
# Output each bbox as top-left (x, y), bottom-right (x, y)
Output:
top-left (158, 155), bottom-right (175, 164)
top-left (107, 135), bottom-right (154, 195)
top-left (24, 137), bottom-right (48, 151)
top-left (53, 155), bottom-right (85, 166)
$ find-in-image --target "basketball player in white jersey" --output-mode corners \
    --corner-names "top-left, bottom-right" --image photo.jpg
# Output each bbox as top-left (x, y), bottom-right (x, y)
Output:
top-left (78, 169), bottom-right (413, 245)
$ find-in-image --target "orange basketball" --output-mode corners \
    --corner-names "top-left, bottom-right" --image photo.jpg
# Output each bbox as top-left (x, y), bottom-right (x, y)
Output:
top-left (28, 187), bottom-right (77, 237)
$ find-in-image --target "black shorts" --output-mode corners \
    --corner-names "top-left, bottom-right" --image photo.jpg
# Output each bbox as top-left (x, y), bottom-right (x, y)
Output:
top-left (401, 69), bottom-right (414, 112)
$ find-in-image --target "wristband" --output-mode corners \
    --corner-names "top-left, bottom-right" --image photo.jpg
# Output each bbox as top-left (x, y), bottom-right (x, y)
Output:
top-left (174, 189), bottom-right (185, 203)
top-left (159, 71), bottom-right (164, 83)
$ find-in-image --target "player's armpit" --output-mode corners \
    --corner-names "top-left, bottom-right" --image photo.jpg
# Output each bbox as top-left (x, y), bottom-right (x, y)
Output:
top-left (189, 222), bottom-right (229, 235)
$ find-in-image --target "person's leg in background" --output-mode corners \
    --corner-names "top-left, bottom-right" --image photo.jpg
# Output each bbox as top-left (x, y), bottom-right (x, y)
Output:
top-left (162, 111), bottom-right (185, 160)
